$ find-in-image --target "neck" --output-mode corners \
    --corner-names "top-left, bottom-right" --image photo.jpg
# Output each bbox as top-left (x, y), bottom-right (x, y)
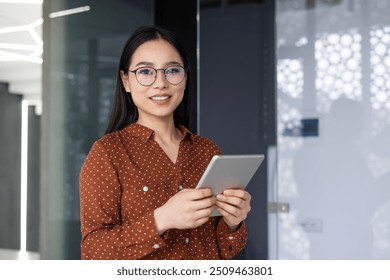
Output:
top-left (137, 116), bottom-right (180, 143)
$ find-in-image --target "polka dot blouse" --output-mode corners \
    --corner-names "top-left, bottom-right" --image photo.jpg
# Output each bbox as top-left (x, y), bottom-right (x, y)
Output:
top-left (79, 123), bottom-right (247, 260)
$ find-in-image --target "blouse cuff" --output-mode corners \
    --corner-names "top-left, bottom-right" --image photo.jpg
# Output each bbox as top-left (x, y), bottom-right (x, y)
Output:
top-left (216, 219), bottom-right (247, 258)
top-left (114, 210), bottom-right (166, 252)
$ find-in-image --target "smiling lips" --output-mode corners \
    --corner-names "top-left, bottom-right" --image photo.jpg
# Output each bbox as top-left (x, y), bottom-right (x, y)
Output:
top-left (150, 95), bottom-right (170, 101)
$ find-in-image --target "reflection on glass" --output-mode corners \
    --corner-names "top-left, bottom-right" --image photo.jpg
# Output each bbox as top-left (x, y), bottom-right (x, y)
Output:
top-left (315, 30), bottom-right (362, 113)
top-left (372, 201), bottom-right (390, 259)
top-left (279, 212), bottom-right (310, 260)
top-left (278, 59), bottom-right (304, 99)
top-left (277, 0), bottom-right (390, 259)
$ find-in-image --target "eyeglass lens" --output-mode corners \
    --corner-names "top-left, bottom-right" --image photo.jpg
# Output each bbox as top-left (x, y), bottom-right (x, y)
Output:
top-left (135, 66), bottom-right (186, 86)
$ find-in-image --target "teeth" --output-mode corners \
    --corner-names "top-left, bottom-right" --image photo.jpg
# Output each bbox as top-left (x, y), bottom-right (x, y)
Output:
top-left (151, 96), bottom-right (169, 101)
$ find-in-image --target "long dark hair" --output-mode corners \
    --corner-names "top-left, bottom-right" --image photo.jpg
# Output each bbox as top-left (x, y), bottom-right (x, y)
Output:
top-left (105, 26), bottom-right (192, 134)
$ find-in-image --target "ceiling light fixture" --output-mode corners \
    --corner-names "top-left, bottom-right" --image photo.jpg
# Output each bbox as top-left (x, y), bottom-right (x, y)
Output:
top-left (0, 18), bottom-right (43, 64)
top-left (49, 5), bottom-right (91, 19)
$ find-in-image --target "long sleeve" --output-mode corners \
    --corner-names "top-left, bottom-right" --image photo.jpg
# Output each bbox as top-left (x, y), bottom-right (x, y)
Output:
top-left (79, 141), bottom-right (166, 259)
top-left (216, 219), bottom-right (247, 259)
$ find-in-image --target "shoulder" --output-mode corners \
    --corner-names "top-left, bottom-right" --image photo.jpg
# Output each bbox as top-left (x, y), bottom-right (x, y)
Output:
top-left (191, 134), bottom-right (221, 155)
top-left (192, 134), bottom-right (217, 146)
top-left (81, 130), bottom-right (125, 172)
top-left (179, 125), bottom-right (221, 154)
top-left (95, 131), bottom-right (121, 147)
top-left (87, 130), bottom-right (125, 158)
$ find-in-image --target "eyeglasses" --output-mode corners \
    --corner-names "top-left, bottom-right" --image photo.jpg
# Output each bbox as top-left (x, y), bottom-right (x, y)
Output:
top-left (128, 66), bottom-right (187, 86)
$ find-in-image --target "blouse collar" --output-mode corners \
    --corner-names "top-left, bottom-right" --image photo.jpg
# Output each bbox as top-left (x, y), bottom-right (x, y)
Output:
top-left (124, 123), bottom-right (194, 143)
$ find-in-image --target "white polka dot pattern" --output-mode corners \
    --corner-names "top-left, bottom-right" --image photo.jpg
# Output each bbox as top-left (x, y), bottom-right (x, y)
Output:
top-left (79, 123), bottom-right (247, 260)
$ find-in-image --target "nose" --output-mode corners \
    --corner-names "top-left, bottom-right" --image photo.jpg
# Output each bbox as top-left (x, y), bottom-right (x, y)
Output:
top-left (153, 69), bottom-right (168, 88)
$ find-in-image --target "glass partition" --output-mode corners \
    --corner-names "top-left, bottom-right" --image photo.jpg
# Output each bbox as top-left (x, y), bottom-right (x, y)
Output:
top-left (41, 0), bottom-right (154, 259)
top-left (276, 0), bottom-right (390, 259)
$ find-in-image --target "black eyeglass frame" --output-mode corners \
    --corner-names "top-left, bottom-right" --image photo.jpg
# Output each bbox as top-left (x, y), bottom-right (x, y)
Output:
top-left (127, 66), bottom-right (188, 86)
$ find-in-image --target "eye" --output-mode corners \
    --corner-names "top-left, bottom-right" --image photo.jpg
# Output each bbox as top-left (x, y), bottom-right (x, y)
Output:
top-left (137, 68), bottom-right (155, 75)
top-left (165, 66), bottom-right (182, 75)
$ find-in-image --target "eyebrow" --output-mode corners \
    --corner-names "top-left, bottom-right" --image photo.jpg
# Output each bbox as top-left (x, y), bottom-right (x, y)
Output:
top-left (135, 61), bottom-right (182, 67)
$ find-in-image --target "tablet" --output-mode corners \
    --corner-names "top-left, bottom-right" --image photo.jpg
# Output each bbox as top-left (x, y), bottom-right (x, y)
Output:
top-left (195, 154), bottom-right (264, 216)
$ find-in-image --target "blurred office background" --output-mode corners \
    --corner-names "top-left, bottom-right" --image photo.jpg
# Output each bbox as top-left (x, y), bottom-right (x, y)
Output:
top-left (0, 0), bottom-right (389, 260)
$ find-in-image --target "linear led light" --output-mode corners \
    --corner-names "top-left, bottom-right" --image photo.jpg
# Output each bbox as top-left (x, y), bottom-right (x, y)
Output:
top-left (49, 6), bottom-right (91, 18)
top-left (20, 100), bottom-right (42, 256)
top-left (0, 50), bottom-right (42, 63)
top-left (0, 0), bottom-right (42, 3)
top-left (0, 43), bottom-right (39, 51)
top-left (0, 18), bottom-right (43, 35)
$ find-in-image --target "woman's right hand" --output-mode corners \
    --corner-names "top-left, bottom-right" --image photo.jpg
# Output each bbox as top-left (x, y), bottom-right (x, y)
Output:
top-left (154, 188), bottom-right (216, 234)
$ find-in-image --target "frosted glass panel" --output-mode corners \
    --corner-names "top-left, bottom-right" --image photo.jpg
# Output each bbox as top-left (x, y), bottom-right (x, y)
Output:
top-left (276, 0), bottom-right (390, 259)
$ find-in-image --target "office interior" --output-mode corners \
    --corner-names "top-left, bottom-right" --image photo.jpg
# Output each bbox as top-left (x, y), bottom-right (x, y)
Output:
top-left (0, 0), bottom-right (389, 260)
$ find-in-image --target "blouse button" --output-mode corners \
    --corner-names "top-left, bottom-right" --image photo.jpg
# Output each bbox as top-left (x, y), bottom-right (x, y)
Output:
top-left (143, 186), bottom-right (149, 192)
top-left (153, 244), bottom-right (160, 249)
top-left (185, 238), bottom-right (189, 244)
top-left (178, 185), bottom-right (184, 190)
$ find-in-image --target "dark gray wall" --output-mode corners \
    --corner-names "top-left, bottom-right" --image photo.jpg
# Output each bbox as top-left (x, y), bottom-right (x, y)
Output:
top-left (0, 82), bottom-right (22, 250)
top-left (199, 1), bottom-right (276, 259)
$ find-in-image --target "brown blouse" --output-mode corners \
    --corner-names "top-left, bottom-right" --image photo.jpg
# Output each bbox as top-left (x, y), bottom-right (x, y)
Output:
top-left (79, 123), bottom-right (247, 260)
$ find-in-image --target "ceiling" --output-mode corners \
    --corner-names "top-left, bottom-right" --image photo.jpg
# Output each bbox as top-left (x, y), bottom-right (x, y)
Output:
top-left (0, 1), bottom-right (42, 102)
top-left (0, 0), bottom-right (272, 103)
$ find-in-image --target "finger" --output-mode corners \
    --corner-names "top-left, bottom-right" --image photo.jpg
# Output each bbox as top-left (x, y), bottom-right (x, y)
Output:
top-left (216, 194), bottom-right (244, 208)
top-left (215, 201), bottom-right (240, 217)
top-left (191, 216), bottom-right (210, 228)
top-left (215, 206), bottom-right (230, 218)
top-left (216, 205), bottom-right (243, 226)
top-left (191, 196), bottom-right (216, 210)
top-left (217, 207), bottom-right (242, 231)
top-left (178, 188), bottom-right (213, 201)
top-left (197, 187), bottom-right (214, 197)
top-left (222, 189), bottom-right (251, 200)
top-left (186, 188), bottom-right (214, 200)
top-left (184, 206), bottom-right (214, 228)
top-left (194, 206), bottom-right (215, 220)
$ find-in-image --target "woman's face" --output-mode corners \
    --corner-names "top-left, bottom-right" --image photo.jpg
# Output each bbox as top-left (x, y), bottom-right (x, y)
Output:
top-left (121, 39), bottom-right (186, 124)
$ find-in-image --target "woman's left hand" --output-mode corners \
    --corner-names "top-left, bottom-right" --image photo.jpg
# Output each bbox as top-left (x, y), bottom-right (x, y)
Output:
top-left (215, 189), bottom-right (251, 232)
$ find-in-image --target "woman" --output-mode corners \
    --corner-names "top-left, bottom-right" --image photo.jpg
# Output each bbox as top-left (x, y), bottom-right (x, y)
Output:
top-left (79, 26), bottom-right (251, 260)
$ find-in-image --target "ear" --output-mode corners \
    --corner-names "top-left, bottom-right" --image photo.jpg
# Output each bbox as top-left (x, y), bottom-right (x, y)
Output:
top-left (120, 70), bottom-right (131, 92)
